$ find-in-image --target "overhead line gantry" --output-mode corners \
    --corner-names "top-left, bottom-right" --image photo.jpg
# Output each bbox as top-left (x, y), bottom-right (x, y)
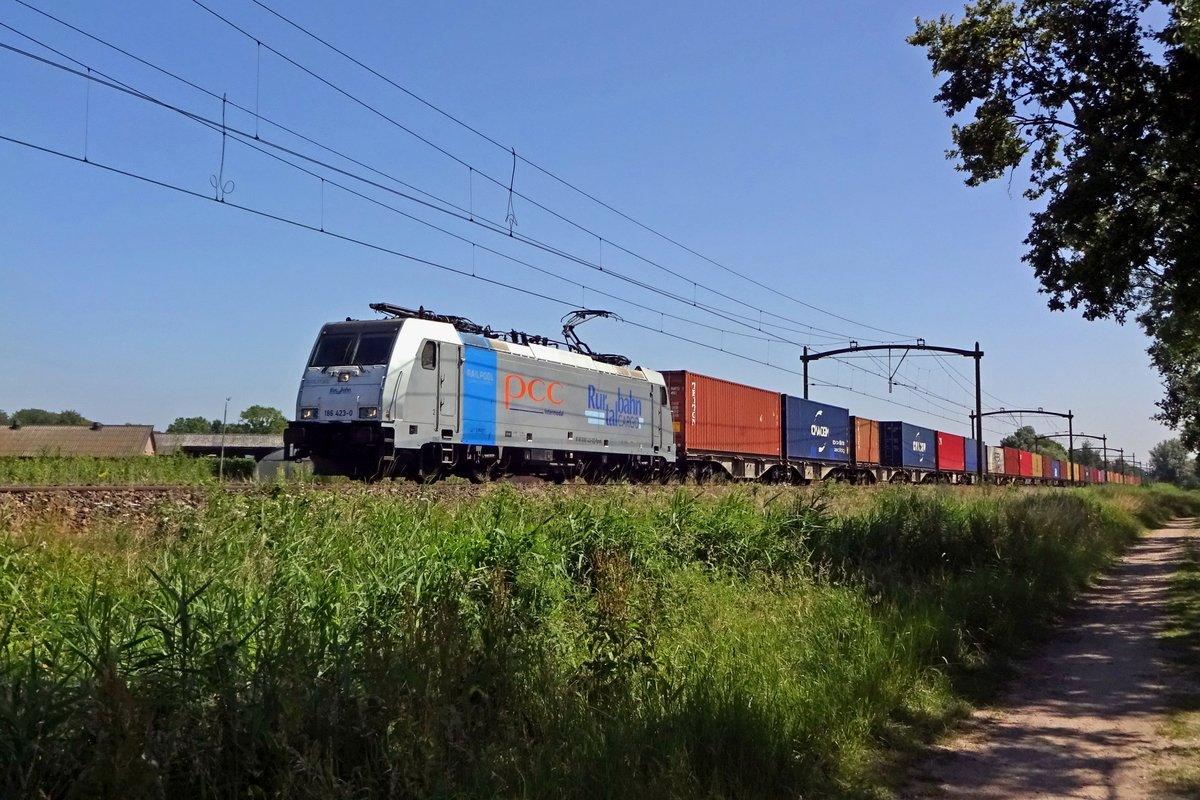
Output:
top-left (802, 340), bottom-right (984, 480)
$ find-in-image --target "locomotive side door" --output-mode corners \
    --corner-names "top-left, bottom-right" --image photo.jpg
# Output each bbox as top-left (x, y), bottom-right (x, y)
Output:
top-left (437, 343), bottom-right (461, 436)
top-left (649, 385), bottom-right (658, 451)
top-left (656, 384), bottom-right (667, 452)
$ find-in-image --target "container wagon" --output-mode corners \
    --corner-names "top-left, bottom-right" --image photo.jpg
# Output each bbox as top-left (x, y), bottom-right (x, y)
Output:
top-left (880, 421), bottom-right (938, 481)
top-left (662, 370), bottom-right (782, 481)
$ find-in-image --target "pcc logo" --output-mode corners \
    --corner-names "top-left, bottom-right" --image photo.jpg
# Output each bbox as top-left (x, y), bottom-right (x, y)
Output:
top-left (504, 374), bottom-right (564, 409)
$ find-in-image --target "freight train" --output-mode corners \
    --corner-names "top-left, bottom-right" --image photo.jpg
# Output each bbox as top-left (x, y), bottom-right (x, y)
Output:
top-left (283, 304), bottom-right (1138, 486)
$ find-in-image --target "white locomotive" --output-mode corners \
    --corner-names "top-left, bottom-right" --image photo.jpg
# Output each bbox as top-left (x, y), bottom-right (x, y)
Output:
top-left (284, 304), bottom-right (675, 481)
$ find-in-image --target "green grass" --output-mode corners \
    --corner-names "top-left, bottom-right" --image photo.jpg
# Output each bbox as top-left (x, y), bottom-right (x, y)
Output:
top-left (0, 483), bottom-right (1185, 798)
top-left (1159, 535), bottom-right (1200, 798)
top-left (0, 454), bottom-right (257, 485)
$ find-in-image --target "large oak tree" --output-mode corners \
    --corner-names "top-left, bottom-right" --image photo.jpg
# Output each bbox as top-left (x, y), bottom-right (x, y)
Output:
top-left (910, 1), bottom-right (1200, 444)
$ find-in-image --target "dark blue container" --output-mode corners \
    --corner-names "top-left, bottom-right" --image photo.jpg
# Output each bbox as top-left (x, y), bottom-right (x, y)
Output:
top-left (964, 437), bottom-right (982, 474)
top-left (782, 396), bottom-right (850, 462)
top-left (880, 421), bottom-right (937, 469)
top-left (1050, 459), bottom-right (1062, 480)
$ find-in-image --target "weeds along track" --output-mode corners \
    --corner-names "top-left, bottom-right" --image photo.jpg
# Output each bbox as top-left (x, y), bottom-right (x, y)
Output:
top-left (0, 480), bottom-right (683, 530)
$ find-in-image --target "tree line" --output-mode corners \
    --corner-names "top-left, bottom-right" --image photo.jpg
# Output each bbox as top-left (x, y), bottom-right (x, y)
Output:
top-left (1, 406), bottom-right (288, 435)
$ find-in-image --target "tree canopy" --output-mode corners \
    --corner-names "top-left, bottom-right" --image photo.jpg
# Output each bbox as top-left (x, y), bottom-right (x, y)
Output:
top-left (910, 1), bottom-right (1200, 445)
top-left (238, 406), bottom-right (288, 435)
top-left (166, 416), bottom-right (223, 434)
top-left (6, 408), bottom-right (91, 426)
top-left (999, 425), bottom-right (1070, 460)
top-left (1149, 437), bottom-right (1199, 486)
top-left (165, 406), bottom-right (288, 435)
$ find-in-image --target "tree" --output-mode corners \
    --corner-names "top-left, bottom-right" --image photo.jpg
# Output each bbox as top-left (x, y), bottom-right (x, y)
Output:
top-left (1149, 437), bottom-right (1199, 486)
top-left (999, 425), bottom-right (1069, 460)
top-left (0, 410), bottom-right (7, 426)
top-left (167, 416), bottom-right (218, 434)
top-left (910, 2), bottom-right (1200, 443)
top-left (238, 405), bottom-right (288, 435)
top-left (11, 408), bottom-right (91, 426)
top-left (1075, 441), bottom-right (1103, 467)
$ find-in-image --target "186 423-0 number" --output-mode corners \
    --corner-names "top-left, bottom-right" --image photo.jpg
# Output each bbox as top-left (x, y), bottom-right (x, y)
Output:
top-left (323, 409), bottom-right (354, 418)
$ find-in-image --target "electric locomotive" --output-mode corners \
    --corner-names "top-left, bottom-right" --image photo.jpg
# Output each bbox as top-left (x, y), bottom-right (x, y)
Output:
top-left (284, 303), bottom-right (675, 481)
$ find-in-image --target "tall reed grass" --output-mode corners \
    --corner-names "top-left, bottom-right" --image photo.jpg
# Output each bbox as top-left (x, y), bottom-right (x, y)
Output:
top-left (0, 454), bottom-right (255, 485)
top-left (0, 483), bottom-right (1192, 798)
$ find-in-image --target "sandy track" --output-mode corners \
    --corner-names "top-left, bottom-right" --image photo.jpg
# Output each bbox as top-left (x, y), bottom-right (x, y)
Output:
top-left (902, 519), bottom-right (1196, 800)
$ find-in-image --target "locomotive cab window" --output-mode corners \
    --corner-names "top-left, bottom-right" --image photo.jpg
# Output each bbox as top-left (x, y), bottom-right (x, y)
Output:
top-left (308, 333), bottom-right (356, 368)
top-left (660, 386), bottom-right (667, 405)
top-left (420, 341), bottom-right (437, 370)
top-left (356, 332), bottom-right (397, 366)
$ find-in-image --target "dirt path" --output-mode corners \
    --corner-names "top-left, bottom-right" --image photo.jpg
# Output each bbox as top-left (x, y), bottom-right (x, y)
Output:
top-left (902, 519), bottom-right (1196, 800)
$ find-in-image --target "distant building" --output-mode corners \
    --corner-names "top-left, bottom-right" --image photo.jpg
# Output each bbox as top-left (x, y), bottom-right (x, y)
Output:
top-left (154, 433), bottom-right (283, 460)
top-left (0, 423), bottom-right (155, 457)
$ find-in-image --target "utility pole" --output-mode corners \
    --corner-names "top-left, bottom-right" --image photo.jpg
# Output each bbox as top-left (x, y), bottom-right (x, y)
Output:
top-left (219, 396), bottom-right (230, 482)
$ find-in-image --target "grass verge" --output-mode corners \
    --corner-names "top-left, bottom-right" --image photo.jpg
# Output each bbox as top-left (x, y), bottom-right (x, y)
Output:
top-left (0, 483), bottom-right (1191, 798)
top-left (0, 454), bottom-right (257, 485)
top-left (1159, 534), bottom-right (1200, 798)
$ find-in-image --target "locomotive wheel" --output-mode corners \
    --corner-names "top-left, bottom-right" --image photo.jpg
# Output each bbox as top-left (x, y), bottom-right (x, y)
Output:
top-left (465, 460), bottom-right (495, 484)
top-left (582, 462), bottom-right (611, 485)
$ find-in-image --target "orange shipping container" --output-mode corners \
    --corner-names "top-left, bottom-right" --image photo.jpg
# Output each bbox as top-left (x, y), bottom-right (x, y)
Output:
top-left (850, 416), bottom-right (881, 464)
top-left (662, 371), bottom-right (781, 458)
top-left (1032, 453), bottom-right (1044, 478)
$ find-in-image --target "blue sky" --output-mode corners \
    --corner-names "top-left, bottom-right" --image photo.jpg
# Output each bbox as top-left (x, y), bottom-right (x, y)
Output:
top-left (0, 0), bottom-right (1171, 464)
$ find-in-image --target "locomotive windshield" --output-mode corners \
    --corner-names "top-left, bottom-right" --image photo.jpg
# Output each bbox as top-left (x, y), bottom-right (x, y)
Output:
top-left (307, 322), bottom-right (400, 368)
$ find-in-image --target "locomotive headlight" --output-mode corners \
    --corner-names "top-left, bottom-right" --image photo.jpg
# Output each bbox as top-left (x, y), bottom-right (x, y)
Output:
top-left (338, 372), bottom-right (351, 382)
top-left (300, 407), bottom-right (318, 420)
top-left (359, 406), bottom-right (379, 419)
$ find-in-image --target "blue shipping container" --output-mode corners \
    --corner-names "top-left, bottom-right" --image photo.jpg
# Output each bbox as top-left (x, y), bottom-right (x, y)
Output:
top-left (964, 437), bottom-right (982, 474)
top-left (880, 421), bottom-right (938, 469)
top-left (1050, 459), bottom-right (1062, 480)
top-left (782, 396), bottom-right (850, 462)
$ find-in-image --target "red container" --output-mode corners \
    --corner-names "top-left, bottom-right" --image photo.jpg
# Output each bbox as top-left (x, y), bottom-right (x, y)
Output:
top-left (663, 370), bottom-right (780, 457)
top-left (936, 431), bottom-right (966, 472)
top-left (1003, 447), bottom-right (1020, 476)
top-left (850, 416), bottom-right (881, 465)
top-left (1018, 450), bottom-right (1034, 477)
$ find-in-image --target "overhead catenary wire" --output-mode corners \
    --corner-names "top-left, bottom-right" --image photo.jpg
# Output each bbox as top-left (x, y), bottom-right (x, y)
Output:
top-left (180, 0), bottom-right (917, 344)
top-left (0, 7), bottom-right (875, 349)
top-left (236, 0), bottom-right (920, 342)
top-left (0, 33), bottom-right (860, 355)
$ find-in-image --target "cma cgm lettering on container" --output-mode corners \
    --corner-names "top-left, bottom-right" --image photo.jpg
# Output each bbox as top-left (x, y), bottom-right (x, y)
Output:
top-left (783, 397), bottom-right (850, 462)
top-left (881, 422), bottom-right (937, 471)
